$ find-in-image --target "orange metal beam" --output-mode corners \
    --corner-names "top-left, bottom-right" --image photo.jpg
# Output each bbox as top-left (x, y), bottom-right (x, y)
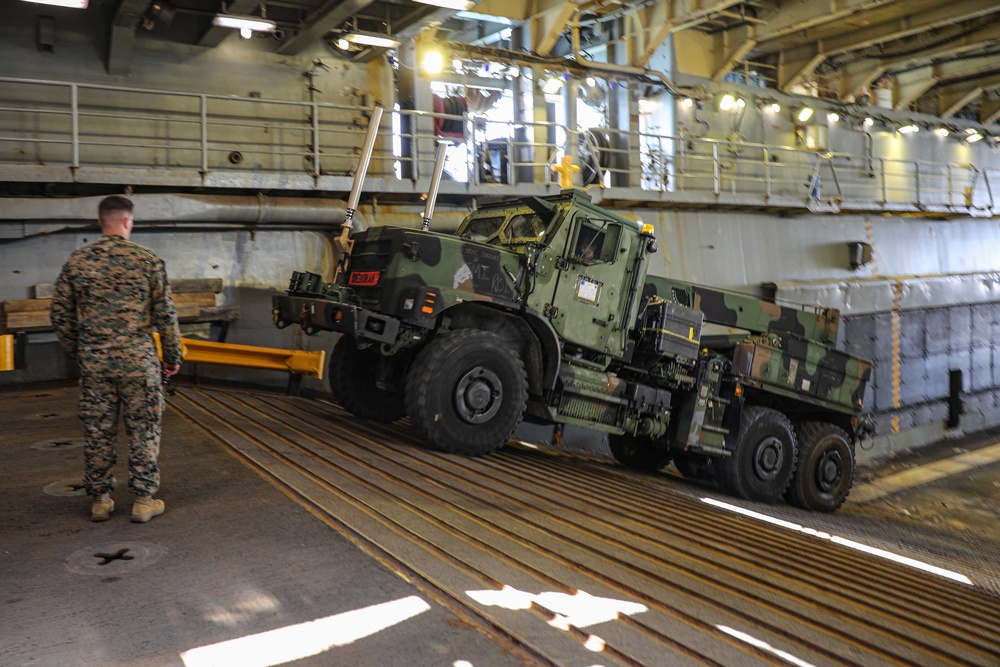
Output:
top-left (153, 333), bottom-right (325, 379)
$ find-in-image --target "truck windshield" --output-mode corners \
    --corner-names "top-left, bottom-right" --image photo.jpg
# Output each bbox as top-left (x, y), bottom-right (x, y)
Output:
top-left (459, 211), bottom-right (549, 247)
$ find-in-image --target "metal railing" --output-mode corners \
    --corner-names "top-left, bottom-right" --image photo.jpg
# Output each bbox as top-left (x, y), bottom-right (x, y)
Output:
top-left (0, 76), bottom-right (995, 213)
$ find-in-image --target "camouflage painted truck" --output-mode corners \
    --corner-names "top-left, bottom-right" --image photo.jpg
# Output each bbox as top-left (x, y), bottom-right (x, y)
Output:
top-left (272, 187), bottom-right (873, 512)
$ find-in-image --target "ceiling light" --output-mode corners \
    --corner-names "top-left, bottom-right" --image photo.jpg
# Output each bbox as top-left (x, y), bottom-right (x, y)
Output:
top-left (337, 38), bottom-right (350, 50)
top-left (423, 50), bottom-right (443, 74)
top-left (212, 14), bottom-right (277, 32)
top-left (827, 112), bottom-right (839, 123)
top-left (20, 0), bottom-right (88, 7)
top-left (719, 94), bottom-right (735, 111)
top-left (239, 27), bottom-right (252, 39)
top-left (770, 102), bottom-right (780, 112)
top-left (934, 127), bottom-right (949, 137)
top-left (898, 124), bottom-right (919, 134)
top-left (863, 117), bottom-right (874, 127)
top-left (412, 0), bottom-right (474, 9)
top-left (736, 97), bottom-right (745, 108)
top-left (341, 31), bottom-right (400, 48)
top-left (965, 130), bottom-right (983, 143)
top-left (796, 107), bottom-right (814, 122)
top-left (586, 76), bottom-right (596, 87)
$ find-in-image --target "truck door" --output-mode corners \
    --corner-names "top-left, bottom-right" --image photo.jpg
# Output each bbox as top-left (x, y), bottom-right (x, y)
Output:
top-left (549, 214), bottom-right (632, 357)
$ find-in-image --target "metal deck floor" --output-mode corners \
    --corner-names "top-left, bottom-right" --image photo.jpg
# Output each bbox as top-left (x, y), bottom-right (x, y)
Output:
top-left (2, 382), bottom-right (999, 666)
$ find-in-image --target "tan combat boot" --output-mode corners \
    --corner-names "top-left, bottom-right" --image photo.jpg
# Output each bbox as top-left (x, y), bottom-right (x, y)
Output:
top-left (91, 493), bottom-right (115, 522)
top-left (131, 495), bottom-right (165, 523)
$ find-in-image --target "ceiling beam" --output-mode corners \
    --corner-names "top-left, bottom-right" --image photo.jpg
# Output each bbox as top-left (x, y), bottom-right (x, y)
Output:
top-left (882, 21), bottom-right (1000, 71)
top-left (756, 0), bottom-right (1000, 56)
top-left (107, 0), bottom-right (149, 76)
top-left (980, 97), bottom-right (1000, 123)
top-left (840, 58), bottom-right (886, 100)
top-left (277, 0), bottom-right (378, 55)
top-left (776, 45), bottom-right (825, 91)
top-left (754, 0), bottom-right (894, 42)
top-left (893, 66), bottom-right (937, 110)
top-left (939, 81), bottom-right (984, 117)
top-left (712, 25), bottom-right (757, 83)
top-left (531, 1), bottom-right (580, 57)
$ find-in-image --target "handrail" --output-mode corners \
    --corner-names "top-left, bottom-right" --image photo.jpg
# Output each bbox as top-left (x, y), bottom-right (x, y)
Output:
top-left (0, 76), bottom-right (994, 214)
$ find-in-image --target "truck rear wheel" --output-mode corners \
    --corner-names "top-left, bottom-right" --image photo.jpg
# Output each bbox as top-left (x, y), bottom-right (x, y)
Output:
top-left (405, 329), bottom-right (527, 456)
top-left (673, 452), bottom-right (714, 481)
top-left (329, 336), bottom-right (407, 423)
top-left (717, 406), bottom-right (796, 503)
top-left (786, 422), bottom-right (855, 512)
top-left (609, 435), bottom-right (672, 472)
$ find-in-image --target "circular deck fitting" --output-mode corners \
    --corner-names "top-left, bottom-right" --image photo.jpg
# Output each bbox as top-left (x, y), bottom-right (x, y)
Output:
top-left (30, 437), bottom-right (85, 451)
top-left (44, 478), bottom-right (88, 497)
top-left (65, 542), bottom-right (167, 576)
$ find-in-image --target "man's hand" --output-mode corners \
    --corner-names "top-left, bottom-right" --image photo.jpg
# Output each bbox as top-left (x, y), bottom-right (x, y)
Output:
top-left (162, 363), bottom-right (181, 377)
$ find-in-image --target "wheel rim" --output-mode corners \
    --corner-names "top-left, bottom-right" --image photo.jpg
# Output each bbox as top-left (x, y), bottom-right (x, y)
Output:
top-left (753, 436), bottom-right (785, 481)
top-left (454, 367), bottom-right (503, 424)
top-left (815, 448), bottom-right (844, 492)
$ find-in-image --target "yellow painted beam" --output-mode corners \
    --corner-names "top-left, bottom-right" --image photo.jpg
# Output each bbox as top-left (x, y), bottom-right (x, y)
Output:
top-left (0, 334), bottom-right (13, 372)
top-left (153, 333), bottom-right (325, 379)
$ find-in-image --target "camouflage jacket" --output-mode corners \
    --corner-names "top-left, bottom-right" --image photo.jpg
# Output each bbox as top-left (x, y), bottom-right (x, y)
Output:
top-left (51, 234), bottom-right (182, 378)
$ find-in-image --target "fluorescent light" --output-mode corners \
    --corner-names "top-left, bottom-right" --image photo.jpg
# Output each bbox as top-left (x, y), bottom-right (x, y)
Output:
top-left (898, 124), bottom-right (919, 133)
top-left (966, 131), bottom-right (983, 143)
top-left (20, 0), bottom-right (88, 7)
top-left (342, 32), bottom-right (400, 48)
top-left (719, 94), bottom-right (735, 111)
top-left (796, 107), bottom-right (814, 122)
top-left (412, 0), bottom-right (474, 9)
top-left (212, 14), bottom-right (277, 32)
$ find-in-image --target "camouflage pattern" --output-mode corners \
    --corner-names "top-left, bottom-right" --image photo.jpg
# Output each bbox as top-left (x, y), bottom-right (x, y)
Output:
top-left (80, 374), bottom-right (163, 495)
top-left (51, 234), bottom-right (181, 497)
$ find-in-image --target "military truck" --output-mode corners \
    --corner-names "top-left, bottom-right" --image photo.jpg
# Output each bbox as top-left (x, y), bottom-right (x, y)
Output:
top-left (272, 186), bottom-right (872, 512)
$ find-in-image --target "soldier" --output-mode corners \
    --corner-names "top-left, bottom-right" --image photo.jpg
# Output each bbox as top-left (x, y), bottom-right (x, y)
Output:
top-left (51, 195), bottom-right (182, 523)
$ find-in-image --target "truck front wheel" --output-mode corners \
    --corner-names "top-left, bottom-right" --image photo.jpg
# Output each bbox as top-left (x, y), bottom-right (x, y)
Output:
top-left (406, 330), bottom-right (527, 456)
top-left (786, 422), bottom-right (855, 512)
top-left (329, 336), bottom-right (407, 423)
top-left (717, 406), bottom-right (797, 503)
top-left (609, 435), bottom-right (672, 472)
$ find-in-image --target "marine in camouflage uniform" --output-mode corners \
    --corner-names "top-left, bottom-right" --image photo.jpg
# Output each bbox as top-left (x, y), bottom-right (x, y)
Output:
top-left (50, 195), bottom-right (182, 522)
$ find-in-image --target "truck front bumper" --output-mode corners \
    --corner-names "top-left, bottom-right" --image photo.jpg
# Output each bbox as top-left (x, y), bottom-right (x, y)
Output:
top-left (272, 294), bottom-right (400, 345)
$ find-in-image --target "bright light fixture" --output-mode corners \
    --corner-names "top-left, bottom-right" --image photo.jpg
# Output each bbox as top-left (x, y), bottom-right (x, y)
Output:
top-left (898, 124), bottom-right (919, 134)
top-left (638, 99), bottom-right (659, 114)
top-left (682, 98), bottom-right (694, 108)
top-left (863, 117), bottom-right (874, 127)
top-left (796, 107), bottom-right (814, 122)
top-left (239, 27), bottom-right (252, 39)
top-left (542, 77), bottom-right (563, 95)
top-left (934, 127), bottom-right (949, 137)
top-left (770, 102), bottom-right (780, 112)
top-left (412, 0), bottom-right (474, 9)
top-left (212, 14), bottom-right (277, 32)
top-left (423, 50), bottom-right (444, 74)
top-left (719, 94), bottom-right (735, 111)
top-left (336, 38), bottom-right (350, 50)
top-left (585, 76), bottom-right (596, 87)
top-left (20, 0), bottom-right (88, 7)
top-left (342, 31), bottom-right (400, 48)
top-left (966, 130), bottom-right (984, 143)
top-left (827, 112), bottom-right (839, 123)
top-left (736, 97), bottom-right (745, 108)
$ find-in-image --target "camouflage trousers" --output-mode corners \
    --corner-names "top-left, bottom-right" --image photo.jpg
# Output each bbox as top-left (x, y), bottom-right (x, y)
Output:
top-left (78, 374), bottom-right (164, 497)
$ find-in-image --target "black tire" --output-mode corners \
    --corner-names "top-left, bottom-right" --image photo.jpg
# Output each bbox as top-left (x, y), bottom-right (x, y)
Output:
top-left (405, 330), bottom-right (527, 456)
top-left (786, 422), bottom-right (855, 512)
top-left (673, 452), bottom-right (714, 481)
top-left (609, 434), bottom-right (672, 472)
top-left (329, 336), bottom-right (406, 423)
top-left (717, 406), bottom-right (797, 503)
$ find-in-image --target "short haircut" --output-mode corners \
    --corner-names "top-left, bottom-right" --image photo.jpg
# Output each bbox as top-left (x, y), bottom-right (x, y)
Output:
top-left (98, 195), bottom-right (134, 220)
